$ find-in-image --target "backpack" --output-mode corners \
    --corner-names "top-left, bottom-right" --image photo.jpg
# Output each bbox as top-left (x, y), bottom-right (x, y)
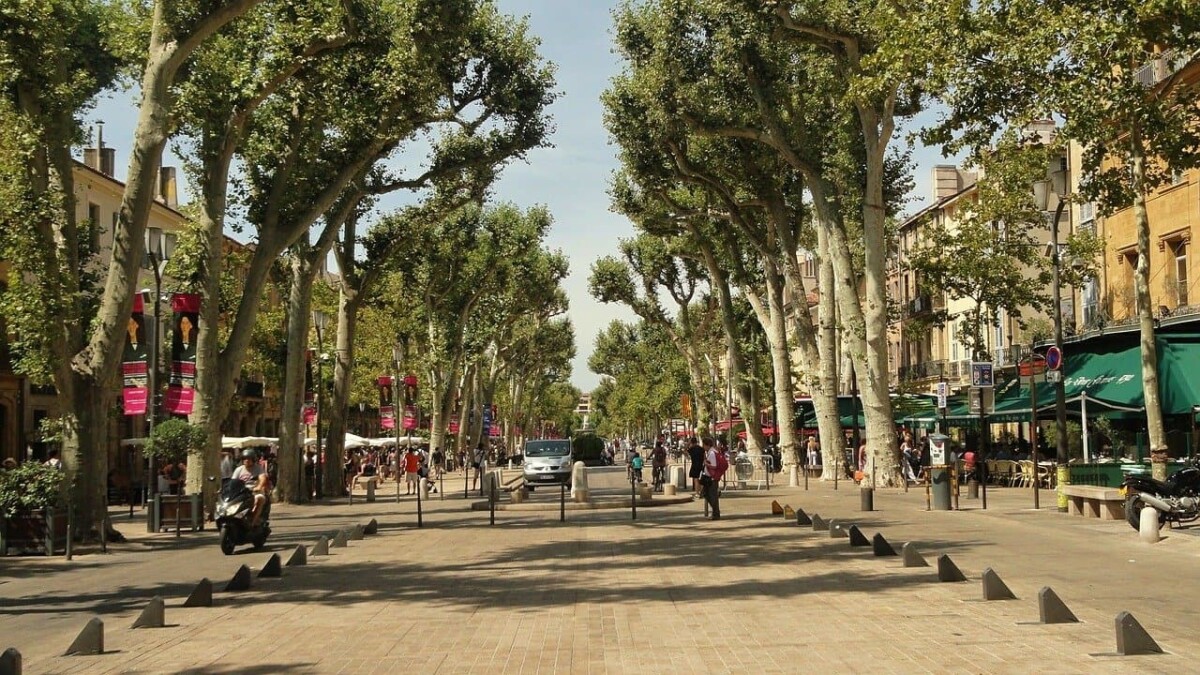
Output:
top-left (712, 452), bottom-right (729, 479)
top-left (631, 455), bottom-right (644, 470)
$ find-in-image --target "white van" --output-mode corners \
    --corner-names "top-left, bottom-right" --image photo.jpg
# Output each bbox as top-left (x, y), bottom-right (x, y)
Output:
top-left (522, 439), bottom-right (573, 489)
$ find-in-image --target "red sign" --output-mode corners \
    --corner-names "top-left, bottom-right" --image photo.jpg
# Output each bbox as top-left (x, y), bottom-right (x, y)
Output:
top-left (1045, 346), bottom-right (1063, 370)
top-left (402, 404), bottom-right (418, 431)
top-left (448, 414), bottom-right (460, 434)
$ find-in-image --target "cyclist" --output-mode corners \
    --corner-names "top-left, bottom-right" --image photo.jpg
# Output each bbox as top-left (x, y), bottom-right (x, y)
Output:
top-left (628, 447), bottom-right (644, 483)
top-left (651, 441), bottom-right (668, 492)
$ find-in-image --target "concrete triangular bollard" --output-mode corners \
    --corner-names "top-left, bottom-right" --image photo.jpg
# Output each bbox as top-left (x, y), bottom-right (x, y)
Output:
top-left (848, 525), bottom-right (871, 547)
top-left (981, 568), bottom-right (1016, 600)
top-left (795, 508), bottom-right (812, 526)
top-left (783, 505), bottom-right (795, 519)
top-left (311, 535), bottom-right (330, 556)
top-left (830, 521), bottom-right (849, 538)
top-left (286, 544), bottom-right (307, 567)
top-left (811, 514), bottom-right (828, 531)
top-left (224, 565), bottom-right (252, 592)
top-left (1115, 611), bottom-right (1163, 655)
top-left (364, 518), bottom-right (379, 535)
top-left (131, 596), bottom-right (165, 629)
top-left (350, 524), bottom-right (365, 540)
top-left (902, 543), bottom-right (929, 568)
top-left (0, 648), bottom-right (20, 675)
top-left (64, 617), bottom-right (103, 655)
top-left (872, 533), bottom-right (897, 557)
top-left (937, 554), bottom-right (967, 582)
top-left (771, 500), bottom-right (783, 515)
top-left (258, 554), bottom-right (282, 578)
top-left (1038, 587), bottom-right (1078, 624)
top-left (182, 578), bottom-right (213, 607)
top-left (331, 529), bottom-right (348, 548)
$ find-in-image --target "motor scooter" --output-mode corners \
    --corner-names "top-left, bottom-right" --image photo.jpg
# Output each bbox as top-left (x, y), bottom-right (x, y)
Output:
top-left (213, 477), bottom-right (271, 555)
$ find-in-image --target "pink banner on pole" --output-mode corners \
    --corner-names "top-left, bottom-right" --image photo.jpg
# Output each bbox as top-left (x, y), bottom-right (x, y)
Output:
top-left (448, 414), bottom-right (460, 434)
top-left (165, 293), bottom-right (200, 415)
top-left (402, 404), bottom-right (418, 431)
top-left (122, 292), bottom-right (150, 415)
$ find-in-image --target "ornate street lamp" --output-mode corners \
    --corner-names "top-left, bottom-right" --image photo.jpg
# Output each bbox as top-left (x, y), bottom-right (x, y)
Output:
top-left (1033, 178), bottom-right (1071, 512)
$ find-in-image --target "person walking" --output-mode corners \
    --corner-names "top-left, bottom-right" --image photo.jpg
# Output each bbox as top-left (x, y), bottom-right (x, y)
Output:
top-left (701, 436), bottom-right (726, 520)
top-left (403, 447), bottom-right (421, 496)
top-left (687, 436), bottom-right (704, 495)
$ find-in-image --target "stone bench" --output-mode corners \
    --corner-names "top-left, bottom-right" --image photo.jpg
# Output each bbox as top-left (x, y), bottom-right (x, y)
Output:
top-left (352, 476), bottom-right (380, 503)
top-left (1062, 484), bottom-right (1124, 520)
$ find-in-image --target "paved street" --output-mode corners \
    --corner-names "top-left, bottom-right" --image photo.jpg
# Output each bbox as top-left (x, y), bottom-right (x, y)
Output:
top-left (2, 467), bottom-right (1198, 674)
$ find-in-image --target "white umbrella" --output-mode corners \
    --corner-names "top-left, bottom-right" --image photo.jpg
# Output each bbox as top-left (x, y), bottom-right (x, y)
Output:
top-left (344, 433), bottom-right (370, 449)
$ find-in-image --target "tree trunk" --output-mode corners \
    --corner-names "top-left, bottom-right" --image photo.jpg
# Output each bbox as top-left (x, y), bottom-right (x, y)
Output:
top-left (764, 267), bottom-right (798, 484)
top-left (322, 286), bottom-right (360, 498)
top-left (1130, 128), bottom-right (1167, 480)
top-left (816, 228), bottom-right (846, 480)
top-left (858, 134), bottom-right (902, 488)
top-left (275, 248), bottom-right (318, 503)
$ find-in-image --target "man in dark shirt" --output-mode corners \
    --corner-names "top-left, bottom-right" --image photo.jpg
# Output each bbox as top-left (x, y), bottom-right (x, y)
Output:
top-left (687, 436), bottom-right (704, 495)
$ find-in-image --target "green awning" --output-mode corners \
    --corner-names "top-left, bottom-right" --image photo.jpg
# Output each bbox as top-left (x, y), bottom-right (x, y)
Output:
top-left (978, 333), bottom-right (1200, 420)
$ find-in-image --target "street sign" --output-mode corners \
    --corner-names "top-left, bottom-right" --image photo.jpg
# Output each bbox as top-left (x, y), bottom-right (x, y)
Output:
top-left (968, 387), bottom-right (994, 416)
top-left (1047, 369), bottom-right (1063, 383)
top-left (936, 381), bottom-right (948, 409)
top-left (971, 362), bottom-right (995, 388)
top-left (1046, 346), bottom-right (1063, 371)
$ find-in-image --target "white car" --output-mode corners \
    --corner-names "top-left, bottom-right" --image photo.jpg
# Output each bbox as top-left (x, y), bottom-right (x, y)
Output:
top-left (522, 439), bottom-right (573, 489)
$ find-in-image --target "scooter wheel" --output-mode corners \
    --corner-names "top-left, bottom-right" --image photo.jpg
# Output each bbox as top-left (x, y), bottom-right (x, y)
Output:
top-left (220, 526), bottom-right (236, 555)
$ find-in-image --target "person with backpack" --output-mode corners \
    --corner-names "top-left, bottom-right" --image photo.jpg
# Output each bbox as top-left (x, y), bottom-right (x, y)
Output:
top-left (701, 436), bottom-right (727, 520)
top-left (628, 448), bottom-right (644, 483)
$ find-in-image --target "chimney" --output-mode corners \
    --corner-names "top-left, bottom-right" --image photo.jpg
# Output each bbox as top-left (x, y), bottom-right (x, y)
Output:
top-left (83, 123), bottom-right (116, 176)
top-left (99, 148), bottom-right (116, 176)
top-left (932, 165), bottom-right (961, 200)
top-left (158, 167), bottom-right (178, 208)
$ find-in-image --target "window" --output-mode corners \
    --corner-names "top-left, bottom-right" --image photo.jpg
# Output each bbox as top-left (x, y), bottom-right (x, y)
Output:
top-left (1174, 240), bottom-right (1189, 306)
top-left (1079, 201), bottom-right (1095, 233)
top-left (803, 255), bottom-right (816, 279)
top-left (87, 202), bottom-right (100, 225)
top-left (950, 323), bottom-right (959, 362)
top-left (1082, 278), bottom-right (1100, 326)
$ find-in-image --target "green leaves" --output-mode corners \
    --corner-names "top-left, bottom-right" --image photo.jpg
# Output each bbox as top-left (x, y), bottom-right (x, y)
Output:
top-left (0, 461), bottom-right (64, 518)
top-left (143, 418), bottom-right (209, 463)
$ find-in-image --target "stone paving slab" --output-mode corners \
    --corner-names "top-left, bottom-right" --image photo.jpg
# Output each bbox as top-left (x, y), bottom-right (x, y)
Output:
top-left (3, 470), bottom-right (1197, 673)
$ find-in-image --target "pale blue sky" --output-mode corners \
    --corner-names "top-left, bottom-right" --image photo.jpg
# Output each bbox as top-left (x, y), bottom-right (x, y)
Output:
top-left (88, 0), bottom-right (954, 392)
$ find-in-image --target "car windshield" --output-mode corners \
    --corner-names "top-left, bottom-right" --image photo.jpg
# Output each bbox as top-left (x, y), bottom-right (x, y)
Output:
top-left (525, 441), bottom-right (571, 457)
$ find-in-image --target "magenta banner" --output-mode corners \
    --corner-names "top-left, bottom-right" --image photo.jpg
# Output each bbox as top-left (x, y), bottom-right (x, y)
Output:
top-left (378, 375), bottom-right (395, 430)
top-left (164, 293), bottom-right (199, 415)
top-left (122, 293), bottom-right (149, 416)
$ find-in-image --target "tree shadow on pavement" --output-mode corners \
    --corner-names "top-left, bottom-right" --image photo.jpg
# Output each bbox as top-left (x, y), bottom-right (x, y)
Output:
top-left (177, 663), bottom-right (318, 674)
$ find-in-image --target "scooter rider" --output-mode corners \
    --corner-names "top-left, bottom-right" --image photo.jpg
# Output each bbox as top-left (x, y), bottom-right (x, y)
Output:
top-left (231, 449), bottom-right (269, 526)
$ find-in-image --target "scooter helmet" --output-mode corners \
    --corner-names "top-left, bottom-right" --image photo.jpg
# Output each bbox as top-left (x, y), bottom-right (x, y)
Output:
top-left (240, 449), bottom-right (258, 461)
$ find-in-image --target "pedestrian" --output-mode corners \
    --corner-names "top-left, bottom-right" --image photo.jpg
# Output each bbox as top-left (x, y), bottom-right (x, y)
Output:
top-left (687, 436), bottom-right (704, 495)
top-left (701, 436), bottom-right (727, 520)
top-left (44, 449), bottom-right (63, 471)
top-left (403, 446), bottom-right (421, 495)
top-left (220, 448), bottom-right (235, 481)
top-left (471, 443), bottom-right (487, 490)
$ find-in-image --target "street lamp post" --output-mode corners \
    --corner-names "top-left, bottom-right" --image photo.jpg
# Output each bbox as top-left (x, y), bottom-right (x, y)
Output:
top-left (312, 310), bottom-right (328, 500)
top-left (144, 230), bottom-right (169, 530)
top-left (1034, 179), bottom-right (1071, 512)
top-left (392, 342), bottom-right (404, 503)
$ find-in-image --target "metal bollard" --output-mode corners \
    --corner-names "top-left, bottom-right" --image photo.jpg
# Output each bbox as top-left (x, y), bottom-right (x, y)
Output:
top-left (560, 483), bottom-right (566, 522)
top-left (416, 478), bottom-right (423, 528)
top-left (860, 487), bottom-right (874, 512)
top-left (489, 481), bottom-right (497, 526)
top-left (967, 480), bottom-right (979, 500)
top-left (631, 474), bottom-right (637, 521)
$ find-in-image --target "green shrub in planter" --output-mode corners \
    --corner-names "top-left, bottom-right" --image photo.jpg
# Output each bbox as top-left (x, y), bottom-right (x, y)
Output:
top-left (0, 462), bottom-right (64, 517)
top-left (144, 418), bottom-right (208, 465)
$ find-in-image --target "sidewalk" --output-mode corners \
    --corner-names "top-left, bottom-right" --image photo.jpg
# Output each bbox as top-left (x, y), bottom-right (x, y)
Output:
top-left (1, 469), bottom-right (1195, 673)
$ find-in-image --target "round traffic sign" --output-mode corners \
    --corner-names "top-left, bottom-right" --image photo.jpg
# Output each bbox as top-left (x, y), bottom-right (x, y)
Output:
top-left (1046, 346), bottom-right (1063, 371)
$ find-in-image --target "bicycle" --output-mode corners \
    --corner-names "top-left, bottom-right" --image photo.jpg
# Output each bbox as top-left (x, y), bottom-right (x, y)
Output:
top-left (652, 464), bottom-right (666, 492)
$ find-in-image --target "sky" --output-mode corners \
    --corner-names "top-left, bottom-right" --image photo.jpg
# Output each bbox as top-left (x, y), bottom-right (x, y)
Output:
top-left (87, 0), bottom-right (956, 394)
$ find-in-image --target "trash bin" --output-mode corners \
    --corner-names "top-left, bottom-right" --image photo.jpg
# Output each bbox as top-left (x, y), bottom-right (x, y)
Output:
top-left (930, 465), bottom-right (951, 510)
top-left (925, 433), bottom-right (954, 510)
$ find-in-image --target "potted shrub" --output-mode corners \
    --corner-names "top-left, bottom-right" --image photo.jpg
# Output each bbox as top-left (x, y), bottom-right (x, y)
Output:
top-left (144, 419), bottom-right (207, 532)
top-left (0, 461), bottom-right (66, 555)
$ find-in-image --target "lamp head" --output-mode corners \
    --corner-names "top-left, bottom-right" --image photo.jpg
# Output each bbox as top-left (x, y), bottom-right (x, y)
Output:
top-left (1032, 179), bottom-right (1051, 212)
top-left (312, 310), bottom-right (328, 331)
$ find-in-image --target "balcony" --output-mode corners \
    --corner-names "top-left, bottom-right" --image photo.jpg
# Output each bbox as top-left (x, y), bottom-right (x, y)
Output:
top-left (991, 344), bottom-right (1030, 368)
top-left (898, 360), bottom-right (945, 382)
top-left (1135, 49), bottom-right (1193, 87)
top-left (906, 294), bottom-right (933, 317)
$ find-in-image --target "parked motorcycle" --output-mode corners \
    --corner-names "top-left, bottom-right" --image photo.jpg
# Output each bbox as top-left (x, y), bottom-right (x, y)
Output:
top-left (214, 477), bottom-right (271, 555)
top-left (1120, 459), bottom-right (1200, 530)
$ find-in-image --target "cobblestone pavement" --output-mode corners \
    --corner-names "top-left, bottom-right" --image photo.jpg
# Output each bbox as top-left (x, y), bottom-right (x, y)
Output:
top-left (2, 467), bottom-right (1197, 674)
